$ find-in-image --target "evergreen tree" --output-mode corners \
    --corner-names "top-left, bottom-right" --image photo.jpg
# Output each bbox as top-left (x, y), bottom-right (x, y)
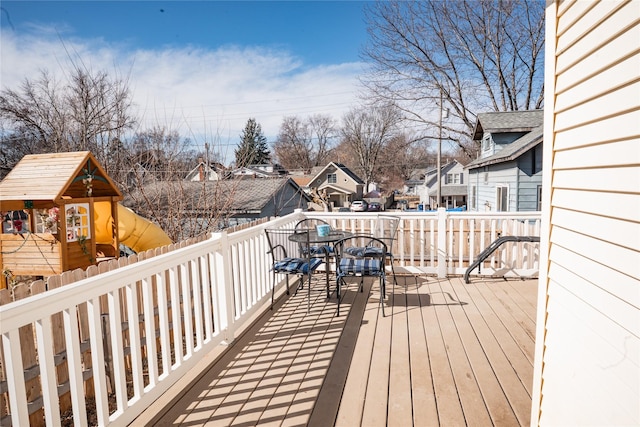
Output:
top-left (235, 118), bottom-right (270, 167)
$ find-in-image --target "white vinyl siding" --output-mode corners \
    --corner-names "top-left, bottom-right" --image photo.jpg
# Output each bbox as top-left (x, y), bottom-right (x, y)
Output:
top-left (532, 2), bottom-right (640, 426)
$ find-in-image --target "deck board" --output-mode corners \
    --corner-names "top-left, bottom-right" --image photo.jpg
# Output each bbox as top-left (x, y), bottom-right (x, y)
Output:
top-left (137, 275), bottom-right (538, 427)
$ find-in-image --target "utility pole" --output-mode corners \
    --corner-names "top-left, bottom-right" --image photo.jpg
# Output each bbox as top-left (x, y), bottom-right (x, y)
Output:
top-left (436, 88), bottom-right (449, 209)
top-left (437, 89), bottom-right (442, 208)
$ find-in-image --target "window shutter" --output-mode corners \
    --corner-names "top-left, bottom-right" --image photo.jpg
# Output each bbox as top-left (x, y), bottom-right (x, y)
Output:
top-left (460, 173), bottom-right (464, 184)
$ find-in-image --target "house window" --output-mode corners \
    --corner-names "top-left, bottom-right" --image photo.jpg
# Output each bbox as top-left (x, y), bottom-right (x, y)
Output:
top-left (65, 203), bottom-right (91, 242)
top-left (537, 185), bottom-right (543, 211)
top-left (327, 173), bottom-right (337, 184)
top-left (496, 185), bottom-right (509, 212)
top-left (482, 134), bottom-right (492, 153)
top-left (470, 185), bottom-right (477, 210)
top-left (446, 173), bottom-right (460, 184)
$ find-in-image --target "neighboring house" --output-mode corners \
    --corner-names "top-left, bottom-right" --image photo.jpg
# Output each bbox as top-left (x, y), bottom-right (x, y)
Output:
top-left (125, 177), bottom-right (310, 234)
top-left (184, 160), bottom-right (226, 182)
top-left (404, 161), bottom-right (467, 210)
top-left (425, 160), bottom-right (468, 210)
top-left (230, 164), bottom-right (284, 179)
top-left (403, 168), bottom-right (429, 196)
top-left (306, 162), bottom-right (365, 209)
top-left (532, 3), bottom-right (639, 426)
top-left (465, 110), bottom-right (543, 212)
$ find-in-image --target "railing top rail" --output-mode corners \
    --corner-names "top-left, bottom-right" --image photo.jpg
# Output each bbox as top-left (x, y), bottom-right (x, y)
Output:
top-left (305, 210), bottom-right (541, 219)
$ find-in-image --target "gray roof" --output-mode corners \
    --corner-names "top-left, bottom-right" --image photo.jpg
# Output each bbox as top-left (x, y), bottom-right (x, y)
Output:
top-left (124, 178), bottom-right (310, 213)
top-left (466, 125), bottom-right (544, 169)
top-left (472, 110), bottom-right (543, 140)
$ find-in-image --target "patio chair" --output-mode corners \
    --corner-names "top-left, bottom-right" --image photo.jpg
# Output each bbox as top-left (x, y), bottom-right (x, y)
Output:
top-left (376, 215), bottom-right (401, 286)
top-left (334, 235), bottom-right (388, 317)
top-left (265, 228), bottom-right (324, 312)
top-left (343, 215), bottom-right (401, 286)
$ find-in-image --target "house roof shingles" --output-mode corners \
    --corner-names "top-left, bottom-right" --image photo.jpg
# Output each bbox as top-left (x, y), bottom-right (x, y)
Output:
top-left (472, 110), bottom-right (543, 140)
top-left (466, 125), bottom-right (544, 169)
top-left (125, 178), bottom-right (310, 213)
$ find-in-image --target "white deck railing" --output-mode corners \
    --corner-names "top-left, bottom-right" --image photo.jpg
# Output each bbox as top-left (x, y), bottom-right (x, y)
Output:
top-left (0, 209), bottom-right (540, 426)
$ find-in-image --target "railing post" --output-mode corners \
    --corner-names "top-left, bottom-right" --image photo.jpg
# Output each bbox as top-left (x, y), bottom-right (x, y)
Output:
top-left (213, 231), bottom-right (236, 345)
top-left (437, 208), bottom-right (447, 278)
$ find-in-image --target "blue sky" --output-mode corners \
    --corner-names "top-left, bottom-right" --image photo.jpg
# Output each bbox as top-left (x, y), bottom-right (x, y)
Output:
top-left (1, 1), bottom-right (370, 161)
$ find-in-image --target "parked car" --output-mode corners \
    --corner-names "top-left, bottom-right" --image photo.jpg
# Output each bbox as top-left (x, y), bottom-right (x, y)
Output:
top-left (337, 207), bottom-right (351, 212)
top-left (350, 200), bottom-right (368, 212)
top-left (367, 202), bottom-right (382, 212)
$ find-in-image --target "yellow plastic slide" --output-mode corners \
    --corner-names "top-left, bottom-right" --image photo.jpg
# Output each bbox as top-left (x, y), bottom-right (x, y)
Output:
top-left (94, 201), bottom-right (172, 253)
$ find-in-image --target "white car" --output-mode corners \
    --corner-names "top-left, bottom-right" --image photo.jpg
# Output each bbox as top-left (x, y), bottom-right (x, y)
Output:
top-left (349, 200), bottom-right (368, 212)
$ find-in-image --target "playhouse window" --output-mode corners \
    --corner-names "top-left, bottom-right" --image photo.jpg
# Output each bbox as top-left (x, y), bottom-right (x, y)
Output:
top-left (65, 203), bottom-right (90, 242)
top-left (35, 207), bottom-right (59, 234)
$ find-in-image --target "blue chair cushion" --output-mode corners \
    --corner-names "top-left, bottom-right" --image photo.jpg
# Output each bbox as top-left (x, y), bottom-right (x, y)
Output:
top-left (344, 246), bottom-right (383, 257)
top-left (273, 257), bottom-right (323, 274)
top-left (338, 258), bottom-right (382, 276)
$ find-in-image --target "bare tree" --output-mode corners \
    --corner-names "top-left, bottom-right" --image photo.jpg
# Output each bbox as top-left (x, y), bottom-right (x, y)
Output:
top-left (362, 0), bottom-right (545, 158)
top-left (308, 114), bottom-right (336, 166)
top-left (0, 67), bottom-right (135, 170)
top-left (273, 114), bottom-right (336, 172)
top-left (125, 126), bottom-right (194, 182)
top-left (340, 104), bottom-right (401, 192)
top-left (378, 133), bottom-right (433, 190)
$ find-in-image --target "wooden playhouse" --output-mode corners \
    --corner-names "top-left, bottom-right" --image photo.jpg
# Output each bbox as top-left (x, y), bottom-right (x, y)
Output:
top-left (0, 152), bottom-right (123, 287)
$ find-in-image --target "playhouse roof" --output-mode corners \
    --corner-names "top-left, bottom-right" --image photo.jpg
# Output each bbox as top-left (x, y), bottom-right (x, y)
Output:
top-left (0, 151), bottom-right (122, 211)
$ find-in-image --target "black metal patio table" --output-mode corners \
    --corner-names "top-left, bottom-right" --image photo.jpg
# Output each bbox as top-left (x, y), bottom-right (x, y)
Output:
top-left (288, 229), bottom-right (353, 298)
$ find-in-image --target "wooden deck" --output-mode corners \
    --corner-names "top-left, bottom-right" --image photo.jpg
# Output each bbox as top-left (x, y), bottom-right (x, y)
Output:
top-left (135, 274), bottom-right (538, 426)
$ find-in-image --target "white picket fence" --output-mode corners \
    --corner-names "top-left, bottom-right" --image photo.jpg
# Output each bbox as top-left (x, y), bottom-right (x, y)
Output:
top-left (0, 209), bottom-right (540, 426)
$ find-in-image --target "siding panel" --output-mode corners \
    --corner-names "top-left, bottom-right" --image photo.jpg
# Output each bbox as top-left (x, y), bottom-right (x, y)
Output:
top-left (556, 1), bottom-right (634, 71)
top-left (554, 81), bottom-right (640, 130)
top-left (541, 280), bottom-right (639, 426)
top-left (554, 109), bottom-right (640, 150)
top-left (552, 166), bottom-right (640, 193)
top-left (552, 188), bottom-right (639, 223)
top-left (550, 225), bottom-right (637, 280)
top-left (555, 52), bottom-right (640, 112)
top-left (551, 207), bottom-right (639, 251)
top-left (553, 136), bottom-right (640, 167)
top-left (548, 262), bottom-right (640, 339)
top-left (556, 23), bottom-right (640, 92)
top-left (549, 244), bottom-right (640, 311)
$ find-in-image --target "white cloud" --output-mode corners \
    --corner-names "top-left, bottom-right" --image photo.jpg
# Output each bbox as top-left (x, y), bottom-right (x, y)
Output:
top-left (1, 28), bottom-right (364, 162)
